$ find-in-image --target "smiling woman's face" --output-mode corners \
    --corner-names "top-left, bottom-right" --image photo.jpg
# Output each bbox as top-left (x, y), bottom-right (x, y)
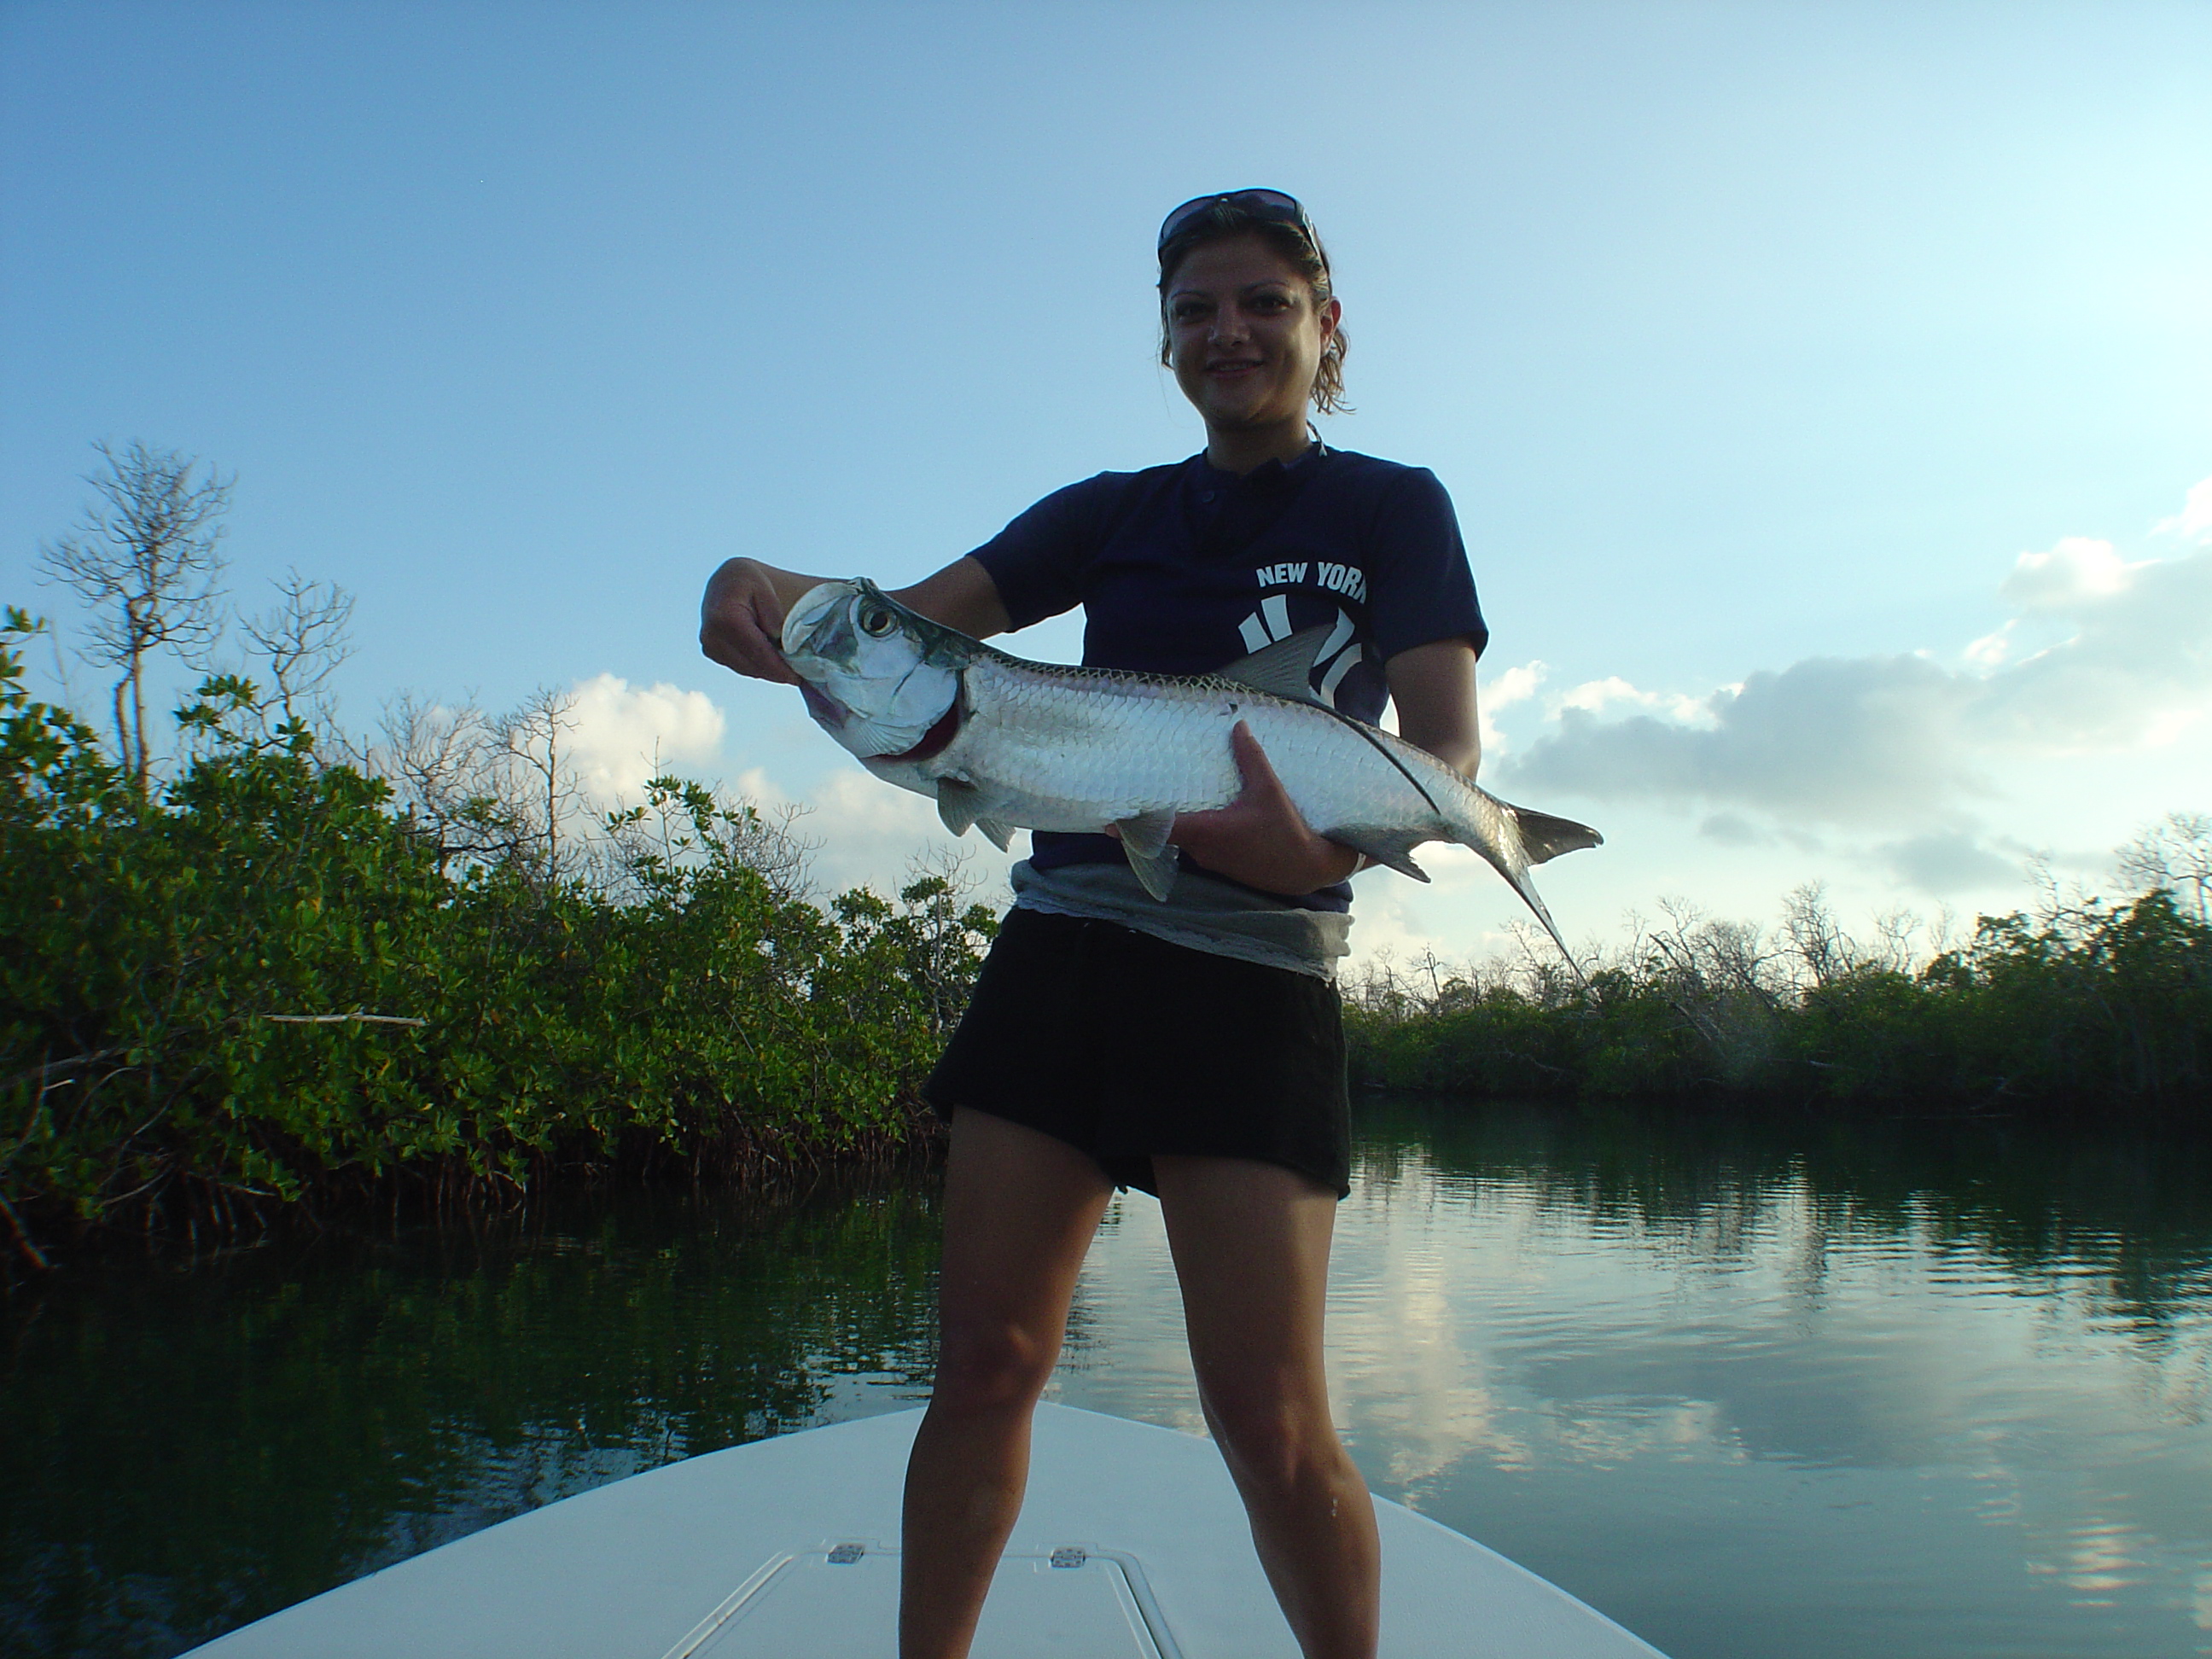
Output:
top-left (1163, 232), bottom-right (1341, 440)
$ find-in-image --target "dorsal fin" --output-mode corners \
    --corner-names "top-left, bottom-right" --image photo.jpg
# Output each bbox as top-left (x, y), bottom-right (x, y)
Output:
top-left (1216, 626), bottom-right (1336, 704)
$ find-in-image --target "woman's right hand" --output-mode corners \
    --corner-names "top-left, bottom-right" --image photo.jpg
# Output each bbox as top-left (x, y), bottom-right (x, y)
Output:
top-left (701, 555), bottom-right (1010, 684)
top-left (700, 558), bottom-right (820, 684)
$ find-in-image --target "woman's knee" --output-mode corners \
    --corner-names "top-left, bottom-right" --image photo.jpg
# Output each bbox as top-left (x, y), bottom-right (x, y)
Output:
top-left (931, 1317), bottom-right (1060, 1412)
top-left (1201, 1375), bottom-right (1337, 1493)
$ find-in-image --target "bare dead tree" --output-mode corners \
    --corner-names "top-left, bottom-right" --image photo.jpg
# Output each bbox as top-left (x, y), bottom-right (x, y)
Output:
top-left (599, 777), bottom-right (818, 905)
top-left (368, 692), bottom-right (526, 874)
top-left (2022, 853), bottom-right (2069, 927)
top-left (593, 779), bottom-right (814, 920)
top-left (1504, 920), bottom-right (1581, 1004)
top-left (1413, 944), bottom-right (1447, 1004)
top-left (2118, 811), bottom-right (2212, 924)
top-left (37, 441), bottom-right (233, 789)
top-left (1342, 946), bottom-right (1412, 1021)
top-left (1780, 882), bottom-right (1854, 987)
top-left (711, 796), bottom-right (816, 900)
top-left (240, 568), bottom-right (354, 731)
top-left (896, 845), bottom-right (998, 1034)
top-left (1868, 906), bottom-right (1925, 975)
top-left (1927, 903), bottom-right (1961, 963)
top-left (1633, 896), bottom-right (1787, 1084)
top-left (365, 686), bottom-right (593, 882)
top-left (497, 687), bottom-right (583, 880)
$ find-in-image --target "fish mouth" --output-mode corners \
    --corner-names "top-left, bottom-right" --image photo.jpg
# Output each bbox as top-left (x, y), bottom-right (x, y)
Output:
top-left (870, 701), bottom-right (963, 762)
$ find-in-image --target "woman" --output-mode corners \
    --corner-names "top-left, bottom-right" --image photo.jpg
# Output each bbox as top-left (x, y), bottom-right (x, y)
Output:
top-left (699, 189), bottom-right (1486, 1659)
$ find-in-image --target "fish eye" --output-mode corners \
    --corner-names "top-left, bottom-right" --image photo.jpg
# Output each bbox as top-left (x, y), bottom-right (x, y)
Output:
top-left (858, 602), bottom-right (896, 638)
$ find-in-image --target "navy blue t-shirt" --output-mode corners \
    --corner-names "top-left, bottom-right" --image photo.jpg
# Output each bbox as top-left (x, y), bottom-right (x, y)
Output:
top-left (969, 445), bottom-right (1487, 911)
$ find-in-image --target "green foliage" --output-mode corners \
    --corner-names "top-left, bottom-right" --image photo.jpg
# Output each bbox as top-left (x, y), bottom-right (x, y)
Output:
top-left (1785, 894), bottom-right (2210, 1110)
top-left (1348, 885), bottom-right (2211, 1116)
top-left (0, 615), bottom-right (992, 1261)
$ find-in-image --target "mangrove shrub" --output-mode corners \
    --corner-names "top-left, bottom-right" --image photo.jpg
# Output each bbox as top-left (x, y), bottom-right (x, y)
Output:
top-left (1, 614), bottom-right (993, 1264)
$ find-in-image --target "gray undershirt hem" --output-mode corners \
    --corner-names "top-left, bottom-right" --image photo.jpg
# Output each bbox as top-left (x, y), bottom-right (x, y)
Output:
top-left (1008, 859), bottom-right (1353, 982)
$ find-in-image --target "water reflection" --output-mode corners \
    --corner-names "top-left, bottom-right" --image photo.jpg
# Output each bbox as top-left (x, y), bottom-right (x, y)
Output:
top-left (3, 1103), bottom-right (2209, 1659)
top-left (0, 1185), bottom-right (943, 1657)
top-left (1051, 1103), bottom-right (2212, 1659)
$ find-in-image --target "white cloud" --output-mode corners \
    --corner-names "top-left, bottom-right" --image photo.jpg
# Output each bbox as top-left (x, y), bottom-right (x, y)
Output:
top-left (1998, 535), bottom-right (2138, 613)
top-left (1972, 539), bottom-right (2212, 750)
top-left (2153, 474), bottom-right (2212, 544)
top-left (1963, 623), bottom-right (2013, 667)
top-left (1554, 674), bottom-right (1714, 725)
top-left (1501, 511), bottom-right (2212, 830)
top-left (1557, 676), bottom-right (1644, 713)
top-left (1481, 661), bottom-right (1546, 711)
top-left (1506, 650), bottom-right (1982, 824)
top-left (1477, 660), bottom-right (1545, 753)
top-left (563, 673), bottom-right (726, 802)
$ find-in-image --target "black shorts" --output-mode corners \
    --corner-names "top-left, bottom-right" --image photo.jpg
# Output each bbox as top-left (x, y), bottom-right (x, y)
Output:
top-left (923, 906), bottom-right (1351, 1198)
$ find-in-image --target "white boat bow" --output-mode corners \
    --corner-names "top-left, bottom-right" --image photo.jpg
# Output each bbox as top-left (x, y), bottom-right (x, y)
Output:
top-left (189, 1404), bottom-right (1668, 1657)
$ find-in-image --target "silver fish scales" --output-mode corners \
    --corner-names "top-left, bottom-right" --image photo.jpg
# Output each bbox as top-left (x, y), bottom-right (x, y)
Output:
top-left (781, 579), bottom-right (1602, 958)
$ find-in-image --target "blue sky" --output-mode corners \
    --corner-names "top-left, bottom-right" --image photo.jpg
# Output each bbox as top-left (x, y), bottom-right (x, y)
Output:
top-left (5, 1), bottom-right (2208, 963)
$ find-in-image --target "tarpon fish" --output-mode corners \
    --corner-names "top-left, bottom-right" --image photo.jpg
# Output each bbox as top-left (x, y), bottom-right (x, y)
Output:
top-left (781, 579), bottom-right (1603, 957)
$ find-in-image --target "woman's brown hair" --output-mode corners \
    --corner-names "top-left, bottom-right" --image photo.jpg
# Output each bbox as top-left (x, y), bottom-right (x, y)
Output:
top-left (1156, 201), bottom-right (1350, 416)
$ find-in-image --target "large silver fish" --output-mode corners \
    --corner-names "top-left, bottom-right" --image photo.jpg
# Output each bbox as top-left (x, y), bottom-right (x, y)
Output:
top-left (781, 579), bottom-right (1602, 955)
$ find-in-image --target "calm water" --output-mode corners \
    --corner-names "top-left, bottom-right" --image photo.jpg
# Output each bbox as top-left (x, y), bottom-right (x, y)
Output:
top-left (4, 1101), bottom-right (2209, 1658)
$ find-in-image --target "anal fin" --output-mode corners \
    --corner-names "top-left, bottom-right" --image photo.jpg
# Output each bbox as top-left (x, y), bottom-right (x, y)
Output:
top-left (1334, 827), bottom-right (1432, 883)
top-left (974, 817), bottom-right (1016, 853)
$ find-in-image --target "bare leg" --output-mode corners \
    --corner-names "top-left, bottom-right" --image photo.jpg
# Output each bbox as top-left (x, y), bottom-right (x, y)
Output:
top-left (899, 1109), bottom-right (1114, 1659)
top-left (1153, 1155), bottom-right (1380, 1659)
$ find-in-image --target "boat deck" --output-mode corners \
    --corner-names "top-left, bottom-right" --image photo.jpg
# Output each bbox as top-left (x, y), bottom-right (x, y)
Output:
top-left (190, 1405), bottom-right (1667, 1657)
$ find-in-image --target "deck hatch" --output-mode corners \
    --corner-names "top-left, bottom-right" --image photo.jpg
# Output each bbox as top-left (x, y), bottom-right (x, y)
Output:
top-left (677, 1544), bottom-right (1178, 1659)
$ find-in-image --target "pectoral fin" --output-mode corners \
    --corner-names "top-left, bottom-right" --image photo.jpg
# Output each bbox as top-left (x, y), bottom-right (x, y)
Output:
top-left (937, 778), bottom-right (983, 838)
top-left (1114, 809), bottom-right (1179, 901)
top-left (1334, 827), bottom-right (1432, 883)
top-left (938, 781), bottom-right (1018, 851)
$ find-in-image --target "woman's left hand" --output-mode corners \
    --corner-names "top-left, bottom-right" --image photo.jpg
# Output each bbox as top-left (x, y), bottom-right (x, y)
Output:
top-left (1163, 722), bottom-right (1360, 896)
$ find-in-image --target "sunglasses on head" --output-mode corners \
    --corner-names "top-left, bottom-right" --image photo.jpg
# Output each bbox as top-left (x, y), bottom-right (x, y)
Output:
top-left (1156, 189), bottom-right (1324, 267)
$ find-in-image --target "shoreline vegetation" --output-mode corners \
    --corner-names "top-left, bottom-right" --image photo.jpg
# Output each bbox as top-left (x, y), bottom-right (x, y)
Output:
top-left (1344, 861), bottom-right (2209, 1116)
top-left (6, 446), bottom-right (2206, 1272)
top-left (10, 595), bottom-right (2205, 1278)
top-left (3, 608), bottom-right (994, 1273)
